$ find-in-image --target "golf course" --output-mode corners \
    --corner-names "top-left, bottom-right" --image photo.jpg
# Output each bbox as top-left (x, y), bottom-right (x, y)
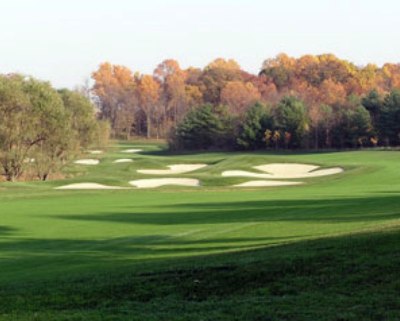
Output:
top-left (1, 141), bottom-right (399, 320)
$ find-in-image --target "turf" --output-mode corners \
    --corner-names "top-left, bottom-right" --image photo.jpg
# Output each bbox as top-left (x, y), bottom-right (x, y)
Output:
top-left (0, 142), bottom-right (399, 320)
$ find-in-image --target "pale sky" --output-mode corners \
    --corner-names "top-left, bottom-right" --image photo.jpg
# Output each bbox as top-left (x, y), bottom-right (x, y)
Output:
top-left (0, 0), bottom-right (399, 88)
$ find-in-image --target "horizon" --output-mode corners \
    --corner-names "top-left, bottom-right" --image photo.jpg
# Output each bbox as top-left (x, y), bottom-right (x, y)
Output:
top-left (1, 0), bottom-right (399, 89)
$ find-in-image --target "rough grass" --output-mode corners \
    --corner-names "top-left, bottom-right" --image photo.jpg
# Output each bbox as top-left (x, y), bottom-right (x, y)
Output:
top-left (0, 142), bottom-right (399, 320)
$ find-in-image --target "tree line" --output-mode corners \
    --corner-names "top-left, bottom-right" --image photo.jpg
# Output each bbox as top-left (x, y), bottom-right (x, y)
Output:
top-left (91, 53), bottom-right (400, 150)
top-left (172, 91), bottom-right (400, 150)
top-left (0, 74), bottom-right (109, 182)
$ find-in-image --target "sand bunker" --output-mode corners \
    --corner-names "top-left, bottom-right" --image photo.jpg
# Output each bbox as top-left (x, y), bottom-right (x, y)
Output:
top-left (113, 159), bottom-right (134, 163)
top-left (74, 159), bottom-right (100, 165)
top-left (121, 149), bottom-right (143, 153)
top-left (234, 180), bottom-right (303, 187)
top-left (137, 164), bottom-right (207, 175)
top-left (223, 163), bottom-right (343, 179)
top-left (129, 178), bottom-right (200, 188)
top-left (88, 150), bottom-right (103, 155)
top-left (55, 183), bottom-right (126, 190)
top-left (222, 171), bottom-right (273, 179)
top-left (253, 163), bottom-right (343, 178)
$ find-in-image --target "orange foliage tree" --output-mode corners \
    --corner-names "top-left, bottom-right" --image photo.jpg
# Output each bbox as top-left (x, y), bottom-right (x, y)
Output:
top-left (200, 58), bottom-right (243, 104)
top-left (91, 62), bottom-right (136, 137)
top-left (91, 54), bottom-right (400, 144)
top-left (137, 75), bottom-right (160, 138)
top-left (220, 81), bottom-right (261, 115)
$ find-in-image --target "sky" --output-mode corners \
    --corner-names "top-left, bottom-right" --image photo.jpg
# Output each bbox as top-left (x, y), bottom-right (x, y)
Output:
top-left (0, 0), bottom-right (399, 88)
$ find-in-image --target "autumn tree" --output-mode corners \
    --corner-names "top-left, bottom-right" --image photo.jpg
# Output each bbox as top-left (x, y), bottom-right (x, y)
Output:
top-left (318, 78), bottom-right (347, 106)
top-left (137, 75), bottom-right (161, 138)
top-left (260, 53), bottom-right (295, 90)
top-left (184, 85), bottom-right (203, 110)
top-left (88, 54), bottom-right (400, 148)
top-left (154, 59), bottom-right (187, 128)
top-left (381, 64), bottom-right (400, 91)
top-left (242, 73), bottom-right (278, 103)
top-left (200, 58), bottom-right (243, 104)
top-left (356, 64), bottom-right (380, 94)
top-left (317, 54), bottom-right (356, 86)
top-left (295, 55), bottom-right (321, 86)
top-left (220, 81), bottom-right (261, 115)
top-left (91, 62), bottom-right (137, 137)
top-left (182, 67), bottom-right (204, 110)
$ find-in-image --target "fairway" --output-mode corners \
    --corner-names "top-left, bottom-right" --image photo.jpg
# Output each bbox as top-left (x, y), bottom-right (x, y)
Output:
top-left (1, 143), bottom-right (400, 320)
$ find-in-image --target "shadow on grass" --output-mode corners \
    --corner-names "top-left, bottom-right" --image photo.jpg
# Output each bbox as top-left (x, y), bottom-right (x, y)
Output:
top-left (0, 227), bottom-right (399, 321)
top-left (0, 226), bottom-right (17, 236)
top-left (0, 233), bottom-right (305, 272)
top-left (0, 194), bottom-right (398, 287)
top-left (55, 194), bottom-right (400, 225)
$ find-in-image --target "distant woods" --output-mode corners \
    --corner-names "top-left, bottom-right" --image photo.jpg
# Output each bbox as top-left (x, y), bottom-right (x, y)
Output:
top-left (91, 54), bottom-right (400, 150)
top-left (1, 54), bottom-right (400, 181)
top-left (0, 75), bottom-right (108, 182)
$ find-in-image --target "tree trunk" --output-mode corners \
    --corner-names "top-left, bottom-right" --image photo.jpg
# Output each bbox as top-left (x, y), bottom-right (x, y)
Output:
top-left (146, 114), bottom-right (151, 139)
top-left (325, 128), bottom-right (331, 148)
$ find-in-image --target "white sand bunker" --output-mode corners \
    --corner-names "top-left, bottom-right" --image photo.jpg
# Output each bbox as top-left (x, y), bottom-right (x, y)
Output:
top-left (223, 163), bottom-right (343, 179)
top-left (254, 164), bottom-right (343, 178)
top-left (138, 164), bottom-right (207, 175)
top-left (55, 183), bottom-right (127, 190)
top-left (113, 159), bottom-right (134, 163)
top-left (234, 180), bottom-right (303, 187)
top-left (74, 159), bottom-right (100, 165)
top-left (88, 150), bottom-right (103, 155)
top-left (121, 149), bottom-right (143, 153)
top-left (129, 178), bottom-right (200, 189)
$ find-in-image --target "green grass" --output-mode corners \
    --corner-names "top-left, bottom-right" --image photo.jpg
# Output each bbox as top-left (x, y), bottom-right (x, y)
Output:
top-left (0, 142), bottom-right (399, 320)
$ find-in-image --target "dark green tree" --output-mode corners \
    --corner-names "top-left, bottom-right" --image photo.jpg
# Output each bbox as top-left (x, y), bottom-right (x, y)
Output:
top-left (332, 106), bottom-right (372, 148)
top-left (361, 90), bottom-right (383, 139)
top-left (379, 90), bottom-right (400, 145)
top-left (274, 96), bottom-right (309, 148)
top-left (170, 104), bottom-right (234, 150)
top-left (237, 103), bottom-right (273, 150)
